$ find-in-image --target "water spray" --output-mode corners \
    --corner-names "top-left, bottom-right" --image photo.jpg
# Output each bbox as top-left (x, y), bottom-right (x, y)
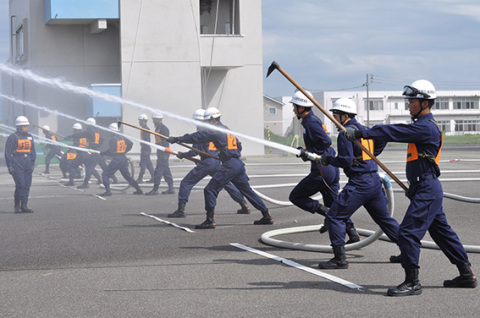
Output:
top-left (0, 63), bottom-right (307, 158)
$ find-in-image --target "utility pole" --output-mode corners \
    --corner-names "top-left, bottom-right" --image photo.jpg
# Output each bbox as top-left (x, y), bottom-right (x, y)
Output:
top-left (366, 74), bottom-right (370, 127)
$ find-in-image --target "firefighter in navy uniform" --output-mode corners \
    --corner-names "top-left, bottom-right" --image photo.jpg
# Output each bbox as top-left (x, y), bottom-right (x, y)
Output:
top-left (78, 117), bottom-right (103, 188)
top-left (5, 116), bottom-right (36, 213)
top-left (99, 123), bottom-right (143, 197)
top-left (64, 123), bottom-right (89, 186)
top-left (317, 98), bottom-right (400, 270)
top-left (168, 109), bottom-right (250, 218)
top-left (136, 114), bottom-right (155, 183)
top-left (343, 79), bottom-right (477, 296)
top-left (288, 90), bottom-right (360, 243)
top-left (145, 114), bottom-right (175, 195)
top-left (41, 125), bottom-right (61, 174)
top-left (169, 107), bottom-right (273, 229)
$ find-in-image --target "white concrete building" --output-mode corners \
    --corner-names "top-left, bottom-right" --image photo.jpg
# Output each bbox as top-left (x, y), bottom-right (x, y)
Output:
top-left (2, 0), bottom-right (265, 155)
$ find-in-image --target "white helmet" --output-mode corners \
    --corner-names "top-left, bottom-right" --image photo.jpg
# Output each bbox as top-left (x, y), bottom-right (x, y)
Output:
top-left (152, 113), bottom-right (164, 120)
top-left (193, 109), bottom-right (205, 121)
top-left (86, 117), bottom-right (96, 125)
top-left (290, 89), bottom-right (314, 107)
top-left (108, 123), bottom-right (119, 131)
top-left (138, 114), bottom-right (148, 121)
top-left (42, 125), bottom-right (50, 131)
top-left (15, 116), bottom-right (30, 126)
top-left (331, 97), bottom-right (357, 115)
top-left (73, 123), bottom-right (82, 130)
top-left (204, 107), bottom-right (221, 120)
top-left (403, 79), bottom-right (437, 99)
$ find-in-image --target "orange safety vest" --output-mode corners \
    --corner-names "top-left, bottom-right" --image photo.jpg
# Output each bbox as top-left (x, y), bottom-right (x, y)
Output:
top-left (16, 137), bottom-right (32, 153)
top-left (116, 140), bottom-right (127, 154)
top-left (79, 137), bottom-right (88, 148)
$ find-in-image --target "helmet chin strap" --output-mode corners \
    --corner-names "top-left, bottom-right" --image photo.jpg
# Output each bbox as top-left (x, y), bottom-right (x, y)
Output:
top-left (411, 99), bottom-right (427, 121)
top-left (295, 105), bottom-right (308, 119)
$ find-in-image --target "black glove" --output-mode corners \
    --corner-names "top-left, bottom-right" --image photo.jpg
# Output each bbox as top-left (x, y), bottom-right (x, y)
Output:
top-left (340, 127), bottom-right (363, 141)
top-left (176, 152), bottom-right (185, 159)
top-left (320, 153), bottom-right (331, 166)
top-left (168, 136), bottom-right (179, 144)
top-left (296, 147), bottom-right (308, 162)
top-left (8, 166), bottom-right (14, 175)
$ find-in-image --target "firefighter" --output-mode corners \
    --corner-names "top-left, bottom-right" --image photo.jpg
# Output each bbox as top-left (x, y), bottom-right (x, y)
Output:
top-left (99, 123), bottom-right (143, 197)
top-left (5, 116), bottom-right (36, 213)
top-left (288, 90), bottom-right (360, 243)
top-left (78, 117), bottom-right (103, 188)
top-left (168, 107), bottom-right (273, 229)
top-left (317, 97), bottom-right (400, 269)
top-left (343, 79), bottom-right (477, 296)
top-left (145, 113), bottom-right (175, 195)
top-left (136, 114), bottom-right (155, 183)
top-left (168, 109), bottom-right (250, 218)
top-left (41, 125), bottom-right (61, 174)
top-left (64, 123), bottom-right (89, 186)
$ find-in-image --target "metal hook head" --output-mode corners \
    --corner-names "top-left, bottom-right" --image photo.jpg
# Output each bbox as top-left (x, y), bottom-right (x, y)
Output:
top-left (266, 61), bottom-right (280, 78)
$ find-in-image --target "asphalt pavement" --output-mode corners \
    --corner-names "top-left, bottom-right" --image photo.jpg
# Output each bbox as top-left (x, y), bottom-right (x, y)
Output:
top-left (1, 144), bottom-right (479, 317)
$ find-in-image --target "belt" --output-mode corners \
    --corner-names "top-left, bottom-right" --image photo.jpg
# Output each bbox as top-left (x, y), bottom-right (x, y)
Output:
top-left (14, 153), bottom-right (30, 157)
top-left (408, 173), bottom-right (437, 186)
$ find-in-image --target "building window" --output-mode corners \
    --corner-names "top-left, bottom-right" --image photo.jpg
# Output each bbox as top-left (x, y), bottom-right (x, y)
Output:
top-left (455, 120), bottom-right (480, 132)
top-left (435, 98), bottom-right (449, 110)
top-left (394, 102), bottom-right (398, 110)
top-left (15, 25), bottom-right (25, 63)
top-left (268, 107), bottom-right (276, 115)
top-left (364, 99), bottom-right (383, 111)
top-left (453, 98), bottom-right (479, 110)
top-left (436, 120), bottom-right (451, 133)
top-left (200, 0), bottom-right (240, 35)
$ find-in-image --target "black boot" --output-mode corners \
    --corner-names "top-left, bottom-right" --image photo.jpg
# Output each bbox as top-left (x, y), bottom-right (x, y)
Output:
top-left (237, 202), bottom-right (250, 214)
top-left (444, 262), bottom-right (478, 288)
top-left (133, 187), bottom-right (143, 195)
top-left (99, 187), bottom-right (112, 197)
top-left (390, 254), bottom-right (402, 263)
top-left (168, 202), bottom-right (187, 218)
top-left (14, 199), bottom-right (21, 213)
top-left (345, 226), bottom-right (361, 244)
top-left (318, 245), bottom-right (349, 269)
top-left (387, 268), bottom-right (422, 296)
top-left (77, 182), bottom-right (89, 189)
top-left (254, 210), bottom-right (274, 225)
top-left (195, 212), bottom-right (216, 229)
top-left (162, 186), bottom-right (175, 194)
top-left (145, 186), bottom-right (159, 196)
top-left (315, 204), bottom-right (329, 216)
top-left (20, 200), bottom-right (34, 213)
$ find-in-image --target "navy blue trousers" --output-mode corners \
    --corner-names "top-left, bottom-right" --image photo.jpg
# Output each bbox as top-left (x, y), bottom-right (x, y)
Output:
top-left (11, 155), bottom-right (34, 201)
top-left (153, 157), bottom-right (173, 189)
top-left (102, 155), bottom-right (139, 190)
top-left (327, 173), bottom-right (399, 246)
top-left (400, 178), bottom-right (469, 269)
top-left (139, 149), bottom-right (154, 178)
top-left (178, 158), bottom-right (244, 204)
top-left (204, 158), bottom-right (267, 213)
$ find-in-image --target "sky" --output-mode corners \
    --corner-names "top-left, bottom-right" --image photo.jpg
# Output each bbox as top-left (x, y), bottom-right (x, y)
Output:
top-left (1, 0), bottom-right (480, 98)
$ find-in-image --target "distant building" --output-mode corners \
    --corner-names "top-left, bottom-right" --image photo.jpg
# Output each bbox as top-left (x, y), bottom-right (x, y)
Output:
top-left (2, 0), bottom-right (265, 155)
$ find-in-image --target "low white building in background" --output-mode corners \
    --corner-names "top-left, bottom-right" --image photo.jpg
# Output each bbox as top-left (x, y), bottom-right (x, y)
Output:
top-left (277, 90), bottom-right (480, 137)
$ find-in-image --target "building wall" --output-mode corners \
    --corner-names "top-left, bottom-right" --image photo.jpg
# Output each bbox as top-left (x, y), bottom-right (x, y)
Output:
top-left (4, 0), bottom-right (121, 135)
top-left (120, 0), bottom-right (264, 155)
top-left (4, 0), bottom-right (265, 157)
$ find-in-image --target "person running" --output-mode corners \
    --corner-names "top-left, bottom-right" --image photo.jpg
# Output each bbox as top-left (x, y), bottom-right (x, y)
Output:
top-left (343, 79), bottom-right (477, 296)
top-left (168, 107), bottom-right (273, 229)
